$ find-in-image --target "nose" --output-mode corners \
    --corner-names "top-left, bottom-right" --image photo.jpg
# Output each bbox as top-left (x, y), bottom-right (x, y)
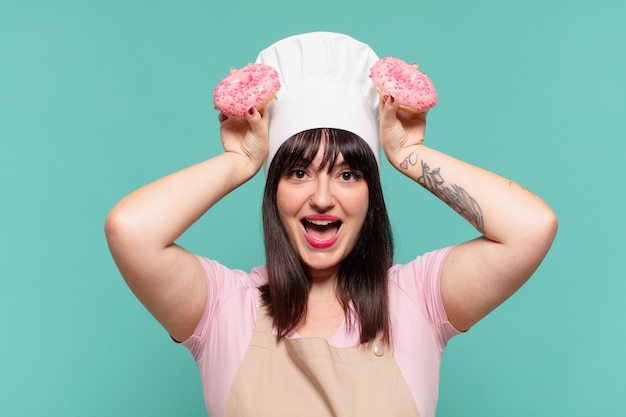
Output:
top-left (309, 177), bottom-right (335, 211)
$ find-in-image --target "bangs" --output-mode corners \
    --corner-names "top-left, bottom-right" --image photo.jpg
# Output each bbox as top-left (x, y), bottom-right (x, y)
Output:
top-left (273, 128), bottom-right (375, 176)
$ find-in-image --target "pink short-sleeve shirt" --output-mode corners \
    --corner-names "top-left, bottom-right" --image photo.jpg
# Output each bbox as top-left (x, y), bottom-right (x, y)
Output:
top-left (182, 246), bottom-right (460, 417)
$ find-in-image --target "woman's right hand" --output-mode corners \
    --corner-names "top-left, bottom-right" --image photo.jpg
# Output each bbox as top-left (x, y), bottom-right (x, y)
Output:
top-left (219, 106), bottom-right (269, 172)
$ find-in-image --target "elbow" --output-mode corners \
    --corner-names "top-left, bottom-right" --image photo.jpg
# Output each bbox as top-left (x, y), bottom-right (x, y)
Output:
top-left (504, 204), bottom-right (558, 256)
top-left (542, 207), bottom-right (559, 244)
top-left (104, 206), bottom-right (152, 284)
top-left (528, 206), bottom-right (559, 255)
top-left (104, 205), bottom-right (141, 251)
top-left (104, 206), bottom-right (124, 243)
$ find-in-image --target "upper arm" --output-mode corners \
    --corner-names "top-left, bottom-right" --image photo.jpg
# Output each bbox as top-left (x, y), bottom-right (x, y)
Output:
top-left (105, 215), bottom-right (207, 342)
top-left (440, 216), bottom-right (557, 332)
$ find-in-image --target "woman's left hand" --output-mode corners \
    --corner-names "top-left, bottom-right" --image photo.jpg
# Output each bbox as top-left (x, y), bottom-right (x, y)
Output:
top-left (378, 95), bottom-right (428, 166)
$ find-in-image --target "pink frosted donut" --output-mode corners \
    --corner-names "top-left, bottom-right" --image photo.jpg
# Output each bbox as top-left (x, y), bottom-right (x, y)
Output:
top-left (370, 57), bottom-right (437, 113)
top-left (213, 63), bottom-right (281, 117)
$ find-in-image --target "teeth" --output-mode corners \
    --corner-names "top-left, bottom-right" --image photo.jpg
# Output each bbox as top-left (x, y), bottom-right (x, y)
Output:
top-left (306, 219), bottom-right (336, 226)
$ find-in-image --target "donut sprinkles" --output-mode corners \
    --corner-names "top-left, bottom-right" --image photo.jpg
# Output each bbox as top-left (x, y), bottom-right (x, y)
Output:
top-left (370, 57), bottom-right (438, 113)
top-left (213, 63), bottom-right (281, 117)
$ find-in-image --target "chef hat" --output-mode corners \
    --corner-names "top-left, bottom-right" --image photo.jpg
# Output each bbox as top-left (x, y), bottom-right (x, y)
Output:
top-left (255, 32), bottom-right (380, 171)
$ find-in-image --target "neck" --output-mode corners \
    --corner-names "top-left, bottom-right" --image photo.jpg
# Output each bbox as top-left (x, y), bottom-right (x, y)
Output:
top-left (308, 268), bottom-right (338, 297)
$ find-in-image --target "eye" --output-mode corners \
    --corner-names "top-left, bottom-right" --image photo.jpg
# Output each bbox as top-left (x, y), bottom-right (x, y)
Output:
top-left (287, 169), bottom-right (307, 179)
top-left (339, 169), bottom-right (362, 182)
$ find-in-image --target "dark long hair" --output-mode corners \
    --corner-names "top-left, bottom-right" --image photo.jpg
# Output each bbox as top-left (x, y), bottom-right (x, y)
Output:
top-left (260, 128), bottom-right (394, 344)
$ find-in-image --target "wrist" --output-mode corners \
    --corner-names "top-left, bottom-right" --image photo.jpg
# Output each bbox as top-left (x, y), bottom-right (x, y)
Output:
top-left (384, 143), bottom-right (425, 171)
top-left (221, 151), bottom-right (264, 183)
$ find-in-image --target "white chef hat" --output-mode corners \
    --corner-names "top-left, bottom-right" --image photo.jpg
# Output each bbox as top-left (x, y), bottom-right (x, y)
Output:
top-left (255, 32), bottom-right (380, 171)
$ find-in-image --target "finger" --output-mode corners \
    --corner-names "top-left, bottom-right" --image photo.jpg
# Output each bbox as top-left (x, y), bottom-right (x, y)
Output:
top-left (244, 106), bottom-right (269, 137)
top-left (218, 111), bottom-right (229, 123)
top-left (378, 94), bottom-right (399, 130)
top-left (259, 105), bottom-right (270, 123)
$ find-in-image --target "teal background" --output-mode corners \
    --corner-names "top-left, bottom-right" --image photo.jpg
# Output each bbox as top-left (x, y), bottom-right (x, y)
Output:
top-left (1, 0), bottom-right (624, 415)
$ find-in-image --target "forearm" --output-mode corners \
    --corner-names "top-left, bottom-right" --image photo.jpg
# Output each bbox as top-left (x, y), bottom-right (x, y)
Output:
top-left (105, 151), bottom-right (258, 249)
top-left (387, 144), bottom-right (556, 245)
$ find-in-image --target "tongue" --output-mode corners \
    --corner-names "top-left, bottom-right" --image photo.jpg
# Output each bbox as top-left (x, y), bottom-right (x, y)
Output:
top-left (305, 223), bottom-right (339, 241)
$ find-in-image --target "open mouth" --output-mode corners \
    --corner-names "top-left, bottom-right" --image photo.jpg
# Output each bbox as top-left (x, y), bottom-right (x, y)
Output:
top-left (302, 218), bottom-right (341, 242)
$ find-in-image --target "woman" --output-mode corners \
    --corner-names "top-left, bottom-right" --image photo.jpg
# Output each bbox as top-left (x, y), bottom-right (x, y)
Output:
top-left (105, 32), bottom-right (557, 417)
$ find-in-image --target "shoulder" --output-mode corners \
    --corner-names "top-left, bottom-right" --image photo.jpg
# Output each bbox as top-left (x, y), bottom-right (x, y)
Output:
top-left (193, 255), bottom-right (268, 292)
top-left (389, 246), bottom-right (455, 288)
top-left (188, 255), bottom-right (267, 334)
top-left (388, 246), bottom-right (461, 347)
top-left (181, 256), bottom-right (267, 352)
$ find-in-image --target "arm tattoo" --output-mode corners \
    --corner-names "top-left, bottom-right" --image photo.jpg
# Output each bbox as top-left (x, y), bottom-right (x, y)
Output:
top-left (399, 152), bottom-right (419, 170)
top-left (401, 152), bottom-right (486, 234)
top-left (509, 180), bottom-right (533, 194)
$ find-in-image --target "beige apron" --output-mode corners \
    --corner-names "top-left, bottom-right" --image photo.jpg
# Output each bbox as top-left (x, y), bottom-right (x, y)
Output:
top-left (224, 307), bottom-right (421, 417)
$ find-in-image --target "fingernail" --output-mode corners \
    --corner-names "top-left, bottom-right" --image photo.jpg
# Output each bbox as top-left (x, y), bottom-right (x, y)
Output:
top-left (248, 107), bottom-right (255, 115)
top-left (383, 95), bottom-right (389, 101)
top-left (389, 95), bottom-right (395, 103)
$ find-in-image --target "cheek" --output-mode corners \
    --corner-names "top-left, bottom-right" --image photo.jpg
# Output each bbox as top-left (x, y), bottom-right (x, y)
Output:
top-left (275, 181), bottom-right (286, 204)
top-left (276, 187), bottom-right (299, 228)
top-left (355, 206), bottom-right (369, 229)
top-left (351, 187), bottom-right (369, 220)
top-left (275, 188), bottom-right (290, 216)
top-left (276, 203), bottom-right (291, 227)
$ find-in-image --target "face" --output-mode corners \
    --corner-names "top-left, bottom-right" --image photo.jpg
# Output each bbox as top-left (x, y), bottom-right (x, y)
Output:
top-left (276, 147), bottom-right (369, 280)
